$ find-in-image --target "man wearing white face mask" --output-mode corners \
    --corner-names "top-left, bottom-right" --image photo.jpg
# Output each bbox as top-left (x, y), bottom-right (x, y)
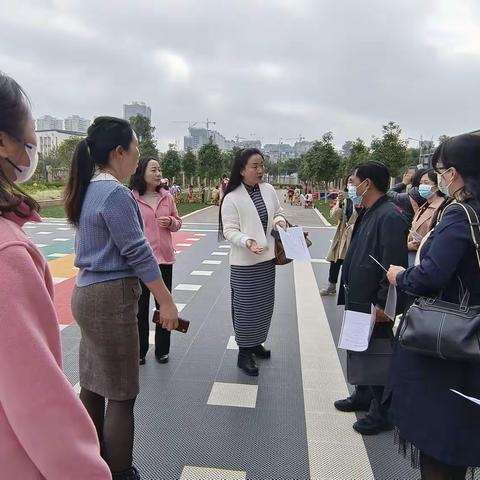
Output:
top-left (335, 161), bottom-right (409, 436)
top-left (0, 73), bottom-right (111, 479)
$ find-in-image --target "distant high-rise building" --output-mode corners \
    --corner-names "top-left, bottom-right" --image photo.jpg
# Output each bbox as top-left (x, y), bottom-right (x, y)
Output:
top-left (237, 140), bottom-right (262, 150)
top-left (36, 115), bottom-right (63, 131)
top-left (35, 129), bottom-right (86, 156)
top-left (293, 140), bottom-right (314, 156)
top-left (183, 127), bottom-right (235, 152)
top-left (64, 115), bottom-right (90, 133)
top-left (123, 101), bottom-right (151, 121)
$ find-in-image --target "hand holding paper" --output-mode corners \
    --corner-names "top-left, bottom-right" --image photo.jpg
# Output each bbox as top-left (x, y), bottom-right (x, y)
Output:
top-left (278, 226), bottom-right (311, 262)
top-left (338, 305), bottom-right (376, 352)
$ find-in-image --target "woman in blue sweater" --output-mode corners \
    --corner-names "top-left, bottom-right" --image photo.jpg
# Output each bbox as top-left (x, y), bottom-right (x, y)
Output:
top-left (65, 117), bottom-right (178, 480)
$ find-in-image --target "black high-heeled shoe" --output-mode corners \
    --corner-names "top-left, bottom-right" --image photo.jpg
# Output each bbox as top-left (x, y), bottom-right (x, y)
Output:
top-left (112, 465), bottom-right (141, 480)
top-left (237, 349), bottom-right (259, 376)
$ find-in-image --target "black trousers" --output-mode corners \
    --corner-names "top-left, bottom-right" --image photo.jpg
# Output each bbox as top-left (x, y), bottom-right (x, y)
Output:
top-left (137, 264), bottom-right (173, 359)
top-left (328, 259), bottom-right (343, 284)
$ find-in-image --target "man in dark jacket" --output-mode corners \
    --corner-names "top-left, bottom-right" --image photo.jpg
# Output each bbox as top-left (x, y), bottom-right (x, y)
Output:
top-left (335, 161), bottom-right (409, 435)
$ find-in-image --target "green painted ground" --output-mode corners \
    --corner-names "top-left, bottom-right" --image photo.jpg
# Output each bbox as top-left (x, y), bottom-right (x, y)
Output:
top-left (40, 203), bottom-right (208, 219)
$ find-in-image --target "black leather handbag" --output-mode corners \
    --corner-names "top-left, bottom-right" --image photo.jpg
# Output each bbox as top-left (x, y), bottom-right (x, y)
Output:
top-left (399, 202), bottom-right (480, 362)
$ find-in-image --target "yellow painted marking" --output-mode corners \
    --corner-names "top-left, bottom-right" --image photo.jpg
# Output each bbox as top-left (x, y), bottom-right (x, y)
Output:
top-left (48, 254), bottom-right (77, 279)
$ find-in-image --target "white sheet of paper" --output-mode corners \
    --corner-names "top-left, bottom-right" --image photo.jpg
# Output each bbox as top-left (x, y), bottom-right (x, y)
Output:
top-left (338, 305), bottom-right (376, 352)
top-left (450, 389), bottom-right (480, 406)
top-left (384, 284), bottom-right (397, 321)
top-left (278, 226), bottom-right (311, 262)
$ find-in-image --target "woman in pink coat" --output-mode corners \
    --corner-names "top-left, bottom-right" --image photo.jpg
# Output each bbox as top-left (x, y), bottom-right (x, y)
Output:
top-left (130, 157), bottom-right (182, 364)
top-left (0, 73), bottom-right (111, 478)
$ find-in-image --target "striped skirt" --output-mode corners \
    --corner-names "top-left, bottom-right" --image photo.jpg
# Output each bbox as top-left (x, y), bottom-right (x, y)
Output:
top-left (230, 260), bottom-right (276, 348)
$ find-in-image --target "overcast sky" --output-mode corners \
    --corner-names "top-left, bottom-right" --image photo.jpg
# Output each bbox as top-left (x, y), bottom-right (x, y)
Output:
top-left (1, 0), bottom-right (479, 150)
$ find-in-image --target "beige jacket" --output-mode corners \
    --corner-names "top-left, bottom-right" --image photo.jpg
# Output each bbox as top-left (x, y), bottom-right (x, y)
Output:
top-left (326, 200), bottom-right (358, 262)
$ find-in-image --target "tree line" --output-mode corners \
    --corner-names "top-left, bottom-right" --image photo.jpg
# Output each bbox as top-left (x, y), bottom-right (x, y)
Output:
top-left (35, 115), bottom-right (449, 186)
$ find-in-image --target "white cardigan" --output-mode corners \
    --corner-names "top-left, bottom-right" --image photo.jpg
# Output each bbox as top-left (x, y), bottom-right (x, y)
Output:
top-left (221, 182), bottom-right (284, 266)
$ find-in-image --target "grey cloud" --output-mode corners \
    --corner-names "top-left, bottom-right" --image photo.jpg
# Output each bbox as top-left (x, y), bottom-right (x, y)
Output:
top-left (1, 0), bottom-right (479, 149)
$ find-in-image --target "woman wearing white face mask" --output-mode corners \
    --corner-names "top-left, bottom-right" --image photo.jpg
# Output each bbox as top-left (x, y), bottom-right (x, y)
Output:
top-left (0, 73), bottom-right (111, 478)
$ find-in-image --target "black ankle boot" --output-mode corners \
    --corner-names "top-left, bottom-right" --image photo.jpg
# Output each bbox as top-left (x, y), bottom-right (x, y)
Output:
top-left (112, 465), bottom-right (141, 480)
top-left (251, 344), bottom-right (271, 359)
top-left (237, 348), bottom-right (259, 376)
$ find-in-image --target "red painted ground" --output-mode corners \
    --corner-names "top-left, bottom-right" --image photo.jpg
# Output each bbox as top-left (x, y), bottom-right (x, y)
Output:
top-left (54, 231), bottom-right (203, 325)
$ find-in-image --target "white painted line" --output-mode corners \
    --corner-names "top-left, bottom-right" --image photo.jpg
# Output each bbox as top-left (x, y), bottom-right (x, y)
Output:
top-left (23, 226), bottom-right (36, 229)
top-left (311, 259), bottom-right (329, 264)
top-left (294, 260), bottom-right (374, 479)
top-left (37, 231), bottom-right (52, 235)
top-left (219, 245), bottom-right (231, 249)
top-left (186, 238), bottom-right (200, 241)
top-left (207, 382), bottom-right (258, 409)
top-left (48, 253), bottom-right (69, 258)
top-left (191, 270), bottom-right (213, 276)
top-left (59, 324), bottom-right (69, 331)
top-left (314, 207), bottom-right (332, 227)
top-left (174, 284), bottom-right (201, 292)
top-left (176, 243), bottom-right (192, 247)
top-left (194, 233), bottom-right (207, 236)
top-left (53, 277), bottom-right (68, 284)
top-left (149, 331), bottom-right (155, 345)
top-left (52, 238), bottom-right (70, 242)
top-left (176, 303), bottom-right (186, 312)
top-left (73, 382), bottom-right (81, 394)
top-left (34, 244), bottom-right (47, 248)
top-left (181, 466), bottom-right (246, 480)
top-left (182, 222), bottom-right (218, 226)
top-left (212, 252), bottom-right (229, 256)
top-left (56, 227), bottom-right (71, 231)
top-left (202, 260), bottom-right (222, 265)
top-left (39, 220), bottom-right (69, 224)
top-left (226, 336), bottom-right (238, 350)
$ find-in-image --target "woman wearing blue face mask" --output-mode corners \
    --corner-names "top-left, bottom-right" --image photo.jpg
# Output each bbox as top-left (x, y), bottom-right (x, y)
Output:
top-left (407, 169), bottom-right (445, 262)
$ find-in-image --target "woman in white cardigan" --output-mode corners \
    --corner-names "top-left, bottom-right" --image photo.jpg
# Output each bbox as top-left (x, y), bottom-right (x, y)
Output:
top-left (219, 148), bottom-right (286, 376)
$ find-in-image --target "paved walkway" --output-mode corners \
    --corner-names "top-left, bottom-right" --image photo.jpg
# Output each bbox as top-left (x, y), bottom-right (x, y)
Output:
top-left (27, 194), bottom-right (429, 479)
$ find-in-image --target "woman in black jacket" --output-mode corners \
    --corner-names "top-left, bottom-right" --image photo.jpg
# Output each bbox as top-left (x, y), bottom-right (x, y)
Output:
top-left (387, 133), bottom-right (480, 480)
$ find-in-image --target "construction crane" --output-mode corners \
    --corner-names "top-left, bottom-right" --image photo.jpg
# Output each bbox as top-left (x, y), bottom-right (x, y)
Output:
top-left (284, 134), bottom-right (305, 144)
top-left (234, 135), bottom-right (247, 143)
top-left (171, 118), bottom-right (216, 132)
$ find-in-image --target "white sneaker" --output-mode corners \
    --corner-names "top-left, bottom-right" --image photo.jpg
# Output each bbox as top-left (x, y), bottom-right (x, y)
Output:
top-left (320, 284), bottom-right (337, 295)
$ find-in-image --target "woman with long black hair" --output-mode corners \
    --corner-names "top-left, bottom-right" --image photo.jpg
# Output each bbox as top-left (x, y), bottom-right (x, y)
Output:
top-left (64, 117), bottom-right (178, 480)
top-left (387, 133), bottom-right (480, 479)
top-left (219, 148), bottom-right (286, 376)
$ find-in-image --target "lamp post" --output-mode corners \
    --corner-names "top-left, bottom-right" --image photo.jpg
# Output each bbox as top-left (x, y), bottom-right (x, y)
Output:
top-left (408, 136), bottom-right (425, 168)
top-left (277, 137), bottom-right (282, 184)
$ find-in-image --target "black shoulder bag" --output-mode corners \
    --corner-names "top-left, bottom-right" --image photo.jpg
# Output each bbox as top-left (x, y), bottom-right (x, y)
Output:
top-left (399, 202), bottom-right (480, 361)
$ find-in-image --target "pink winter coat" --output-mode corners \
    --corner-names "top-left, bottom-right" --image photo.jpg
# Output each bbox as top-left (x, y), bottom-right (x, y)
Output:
top-left (133, 189), bottom-right (182, 264)
top-left (0, 206), bottom-right (111, 480)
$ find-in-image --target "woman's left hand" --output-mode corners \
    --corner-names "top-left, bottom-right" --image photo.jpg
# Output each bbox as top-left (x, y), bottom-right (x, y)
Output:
top-left (387, 265), bottom-right (406, 286)
top-left (275, 220), bottom-right (287, 231)
top-left (157, 216), bottom-right (172, 228)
